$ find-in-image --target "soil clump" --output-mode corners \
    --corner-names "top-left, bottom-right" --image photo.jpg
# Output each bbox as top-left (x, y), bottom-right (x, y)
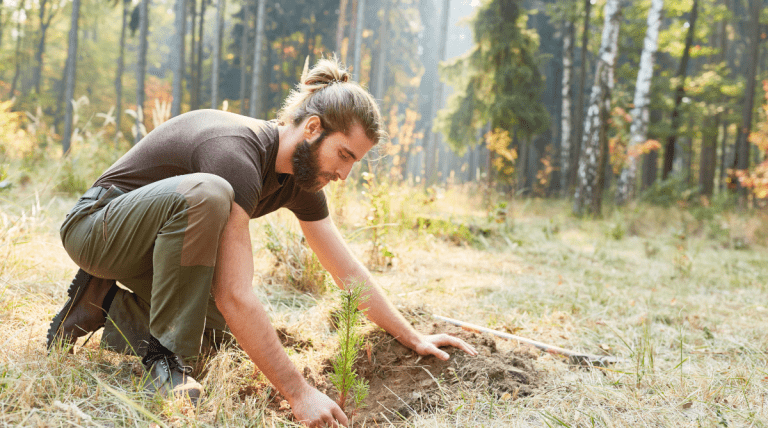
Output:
top-left (240, 318), bottom-right (542, 424)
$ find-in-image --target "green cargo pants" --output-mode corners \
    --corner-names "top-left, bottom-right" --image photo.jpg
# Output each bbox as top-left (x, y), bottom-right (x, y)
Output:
top-left (60, 173), bottom-right (234, 356)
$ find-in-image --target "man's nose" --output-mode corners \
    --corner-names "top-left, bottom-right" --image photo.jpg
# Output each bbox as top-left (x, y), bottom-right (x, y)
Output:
top-left (337, 162), bottom-right (354, 181)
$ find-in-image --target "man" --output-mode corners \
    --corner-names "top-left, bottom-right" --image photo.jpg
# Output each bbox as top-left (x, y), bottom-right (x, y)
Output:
top-left (48, 58), bottom-right (476, 427)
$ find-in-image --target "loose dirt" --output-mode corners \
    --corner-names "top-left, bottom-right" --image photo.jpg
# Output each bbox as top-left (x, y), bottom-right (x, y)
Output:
top-left (241, 317), bottom-right (543, 424)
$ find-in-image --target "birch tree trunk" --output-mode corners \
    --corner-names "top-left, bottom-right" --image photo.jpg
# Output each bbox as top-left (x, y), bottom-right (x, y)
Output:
top-left (172, 0), bottom-right (187, 117)
top-left (573, 0), bottom-right (621, 216)
top-left (352, 0), bottom-right (365, 82)
top-left (248, 0), bottom-right (266, 118)
top-left (135, 0), bottom-right (149, 144)
top-left (62, 0), bottom-right (81, 155)
top-left (616, 0), bottom-right (663, 205)
top-left (211, 0), bottom-right (223, 109)
top-left (115, 0), bottom-right (128, 145)
top-left (570, 0), bottom-right (591, 187)
top-left (425, 0), bottom-right (450, 186)
top-left (560, 20), bottom-right (574, 194)
top-left (662, 0), bottom-right (697, 180)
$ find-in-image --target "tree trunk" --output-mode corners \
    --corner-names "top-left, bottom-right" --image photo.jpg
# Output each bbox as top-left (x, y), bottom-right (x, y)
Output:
top-left (731, 0), bottom-right (761, 197)
top-left (9, 0), bottom-right (23, 97)
top-left (248, 0), bottom-right (266, 118)
top-left (239, 1), bottom-right (250, 114)
top-left (719, 116), bottom-right (729, 191)
top-left (336, 0), bottom-right (349, 60)
top-left (373, 1), bottom-right (388, 100)
top-left (135, 0), bottom-right (149, 144)
top-left (616, 0), bottom-right (663, 205)
top-left (570, 0), bottom-right (591, 189)
top-left (352, 0), bottom-right (365, 82)
top-left (189, 0), bottom-right (198, 109)
top-left (211, 0), bottom-right (223, 109)
top-left (115, 0), bottom-right (128, 145)
top-left (33, 0), bottom-right (54, 95)
top-left (193, 0), bottom-right (206, 110)
top-left (424, 0), bottom-right (450, 187)
top-left (172, 0), bottom-right (187, 117)
top-left (699, 115), bottom-right (718, 196)
top-left (573, 0), bottom-right (621, 216)
top-left (662, 0), bottom-right (697, 180)
top-left (62, 0), bottom-right (81, 155)
top-left (560, 20), bottom-right (574, 194)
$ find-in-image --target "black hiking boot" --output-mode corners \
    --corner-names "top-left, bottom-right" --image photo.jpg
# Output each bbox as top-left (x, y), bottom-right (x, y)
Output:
top-left (141, 336), bottom-right (203, 404)
top-left (46, 268), bottom-right (118, 351)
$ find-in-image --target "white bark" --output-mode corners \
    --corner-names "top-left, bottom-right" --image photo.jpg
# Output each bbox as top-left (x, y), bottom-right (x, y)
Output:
top-left (560, 21), bottom-right (574, 194)
top-left (616, 0), bottom-right (663, 205)
top-left (573, 0), bottom-right (621, 215)
top-left (248, 0), bottom-right (266, 118)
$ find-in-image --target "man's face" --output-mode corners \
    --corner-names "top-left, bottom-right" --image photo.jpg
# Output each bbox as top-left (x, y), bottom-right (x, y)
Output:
top-left (292, 121), bottom-right (374, 192)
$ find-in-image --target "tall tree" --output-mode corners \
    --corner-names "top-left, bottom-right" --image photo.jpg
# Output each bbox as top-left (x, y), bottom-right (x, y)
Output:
top-left (373, 0), bottom-right (389, 100)
top-left (191, 0), bottom-right (207, 110)
top-left (135, 0), bottom-right (149, 143)
top-left (248, 0), bottom-right (266, 118)
top-left (9, 0), bottom-right (23, 97)
top-left (560, 19), bottom-right (575, 194)
top-left (570, 0), bottom-right (591, 188)
top-left (172, 0), bottom-right (187, 117)
top-left (573, 0), bottom-right (621, 216)
top-left (662, 0), bottom-right (698, 180)
top-left (32, 0), bottom-right (58, 95)
top-left (239, 1), bottom-right (250, 114)
top-left (62, 0), bottom-right (82, 155)
top-left (211, 0), bottom-right (223, 109)
top-left (115, 0), bottom-right (129, 143)
top-left (435, 0), bottom-right (548, 187)
top-left (336, 0), bottom-right (349, 59)
top-left (732, 0), bottom-right (762, 195)
top-left (616, 0), bottom-right (664, 205)
top-left (425, 0), bottom-right (451, 186)
top-left (352, 0), bottom-right (365, 82)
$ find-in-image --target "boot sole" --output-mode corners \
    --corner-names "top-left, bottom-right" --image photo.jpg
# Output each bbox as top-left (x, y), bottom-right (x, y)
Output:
top-left (46, 268), bottom-right (93, 351)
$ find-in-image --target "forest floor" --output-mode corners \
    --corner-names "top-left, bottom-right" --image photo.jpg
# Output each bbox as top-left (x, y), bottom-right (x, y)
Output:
top-left (1, 174), bottom-right (768, 427)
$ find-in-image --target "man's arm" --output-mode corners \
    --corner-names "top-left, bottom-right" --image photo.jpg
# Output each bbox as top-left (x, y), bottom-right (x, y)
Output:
top-left (213, 203), bottom-right (348, 427)
top-left (300, 216), bottom-right (477, 360)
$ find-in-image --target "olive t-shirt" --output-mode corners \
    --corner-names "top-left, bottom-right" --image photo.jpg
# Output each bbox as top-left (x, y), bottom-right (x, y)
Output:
top-left (93, 109), bottom-right (329, 221)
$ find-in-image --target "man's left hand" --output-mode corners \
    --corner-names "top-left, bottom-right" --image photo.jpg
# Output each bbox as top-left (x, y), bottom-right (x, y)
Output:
top-left (412, 334), bottom-right (478, 361)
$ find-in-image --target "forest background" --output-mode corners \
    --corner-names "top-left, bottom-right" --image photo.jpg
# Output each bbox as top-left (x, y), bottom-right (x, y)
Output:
top-left (1, 0), bottom-right (768, 426)
top-left (0, 0), bottom-right (767, 209)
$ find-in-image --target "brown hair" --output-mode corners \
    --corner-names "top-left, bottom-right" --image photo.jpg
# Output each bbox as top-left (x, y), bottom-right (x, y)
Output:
top-left (277, 57), bottom-right (386, 145)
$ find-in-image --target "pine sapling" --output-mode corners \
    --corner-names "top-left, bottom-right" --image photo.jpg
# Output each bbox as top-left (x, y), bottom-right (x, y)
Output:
top-left (329, 284), bottom-right (369, 413)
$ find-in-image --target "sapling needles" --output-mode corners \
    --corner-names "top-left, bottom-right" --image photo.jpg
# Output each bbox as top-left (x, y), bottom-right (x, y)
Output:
top-left (330, 284), bottom-right (370, 413)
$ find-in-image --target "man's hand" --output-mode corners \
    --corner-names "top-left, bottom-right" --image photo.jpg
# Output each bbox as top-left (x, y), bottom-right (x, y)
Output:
top-left (412, 333), bottom-right (478, 361)
top-left (289, 385), bottom-right (349, 427)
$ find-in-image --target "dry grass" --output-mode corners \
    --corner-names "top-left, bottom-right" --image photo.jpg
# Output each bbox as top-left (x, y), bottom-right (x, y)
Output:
top-left (2, 173), bottom-right (768, 427)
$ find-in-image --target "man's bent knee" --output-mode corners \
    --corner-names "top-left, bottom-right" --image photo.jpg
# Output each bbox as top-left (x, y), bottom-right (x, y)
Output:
top-left (176, 173), bottom-right (234, 227)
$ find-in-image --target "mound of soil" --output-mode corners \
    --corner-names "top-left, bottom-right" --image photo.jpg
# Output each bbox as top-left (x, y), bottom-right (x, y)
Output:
top-left (239, 319), bottom-right (542, 424)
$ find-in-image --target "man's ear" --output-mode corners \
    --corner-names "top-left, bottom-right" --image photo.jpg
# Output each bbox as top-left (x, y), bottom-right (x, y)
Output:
top-left (303, 116), bottom-right (324, 140)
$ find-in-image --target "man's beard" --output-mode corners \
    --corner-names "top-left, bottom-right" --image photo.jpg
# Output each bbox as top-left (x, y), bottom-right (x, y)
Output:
top-left (292, 131), bottom-right (333, 192)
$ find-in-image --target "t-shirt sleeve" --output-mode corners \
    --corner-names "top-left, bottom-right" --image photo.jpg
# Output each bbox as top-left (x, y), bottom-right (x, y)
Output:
top-left (285, 188), bottom-right (329, 222)
top-left (192, 136), bottom-right (262, 216)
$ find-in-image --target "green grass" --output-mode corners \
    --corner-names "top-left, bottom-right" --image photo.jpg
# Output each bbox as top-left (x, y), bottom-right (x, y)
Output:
top-left (1, 160), bottom-right (768, 426)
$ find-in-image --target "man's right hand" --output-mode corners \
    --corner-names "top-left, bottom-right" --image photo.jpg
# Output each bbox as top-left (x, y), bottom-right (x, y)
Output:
top-left (289, 385), bottom-right (348, 427)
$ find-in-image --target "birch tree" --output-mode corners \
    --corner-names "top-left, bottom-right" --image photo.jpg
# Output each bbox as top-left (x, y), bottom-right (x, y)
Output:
top-left (62, 0), bottom-right (81, 155)
top-left (570, 0), bottom-right (591, 186)
top-left (560, 20), bottom-right (574, 194)
top-left (248, 0), bottom-right (265, 118)
top-left (573, 0), bottom-right (621, 216)
top-left (616, 0), bottom-right (663, 205)
top-left (171, 0), bottom-right (187, 117)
